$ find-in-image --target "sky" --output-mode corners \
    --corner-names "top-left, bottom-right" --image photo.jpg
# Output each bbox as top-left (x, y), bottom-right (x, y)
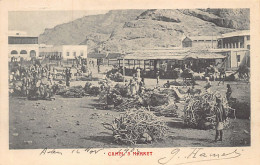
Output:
top-left (8, 10), bottom-right (108, 36)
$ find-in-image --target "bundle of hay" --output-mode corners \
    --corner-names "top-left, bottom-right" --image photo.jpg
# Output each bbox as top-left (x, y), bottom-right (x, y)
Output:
top-left (150, 92), bottom-right (170, 106)
top-left (114, 83), bottom-right (129, 97)
top-left (52, 84), bottom-right (67, 95)
top-left (106, 89), bottom-right (123, 106)
top-left (62, 85), bottom-right (86, 98)
top-left (84, 82), bottom-right (101, 96)
top-left (183, 92), bottom-right (231, 129)
top-left (114, 97), bottom-right (143, 111)
top-left (106, 68), bottom-right (124, 82)
top-left (151, 102), bottom-right (179, 117)
top-left (103, 107), bottom-right (168, 144)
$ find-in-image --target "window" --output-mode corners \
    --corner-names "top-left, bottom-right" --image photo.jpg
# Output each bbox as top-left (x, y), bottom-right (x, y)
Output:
top-left (67, 52), bottom-right (70, 56)
top-left (11, 50), bottom-right (18, 54)
top-left (247, 45), bottom-right (250, 49)
top-left (246, 36), bottom-right (250, 40)
top-left (237, 55), bottom-right (241, 62)
top-left (240, 42), bottom-right (244, 48)
top-left (73, 52), bottom-right (76, 56)
top-left (20, 50), bottom-right (27, 54)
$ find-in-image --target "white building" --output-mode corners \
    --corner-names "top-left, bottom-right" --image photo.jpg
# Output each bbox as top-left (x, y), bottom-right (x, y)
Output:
top-left (216, 30), bottom-right (250, 69)
top-left (8, 31), bottom-right (39, 61)
top-left (217, 30), bottom-right (250, 49)
top-left (182, 36), bottom-right (219, 49)
top-left (39, 45), bottom-right (88, 59)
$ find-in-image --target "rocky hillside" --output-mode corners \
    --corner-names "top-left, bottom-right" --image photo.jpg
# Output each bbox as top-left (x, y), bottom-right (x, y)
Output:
top-left (39, 10), bottom-right (145, 50)
top-left (39, 9), bottom-right (249, 52)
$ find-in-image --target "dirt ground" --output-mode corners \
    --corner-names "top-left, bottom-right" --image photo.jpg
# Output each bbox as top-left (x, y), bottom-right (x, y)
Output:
top-left (9, 77), bottom-right (250, 149)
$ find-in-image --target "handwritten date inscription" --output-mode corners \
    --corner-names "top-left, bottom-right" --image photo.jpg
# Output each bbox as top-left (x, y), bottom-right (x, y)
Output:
top-left (40, 147), bottom-right (104, 156)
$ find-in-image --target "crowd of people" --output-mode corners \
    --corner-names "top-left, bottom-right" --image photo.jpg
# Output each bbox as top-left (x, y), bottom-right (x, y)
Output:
top-left (9, 61), bottom-right (55, 100)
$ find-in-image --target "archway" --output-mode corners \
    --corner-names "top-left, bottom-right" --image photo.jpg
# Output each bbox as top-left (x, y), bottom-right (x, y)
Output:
top-left (30, 50), bottom-right (36, 58)
top-left (20, 50), bottom-right (27, 54)
top-left (11, 50), bottom-right (18, 54)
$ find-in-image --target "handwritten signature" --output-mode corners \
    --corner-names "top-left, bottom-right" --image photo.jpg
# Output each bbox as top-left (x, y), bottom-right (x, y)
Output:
top-left (158, 148), bottom-right (242, 165)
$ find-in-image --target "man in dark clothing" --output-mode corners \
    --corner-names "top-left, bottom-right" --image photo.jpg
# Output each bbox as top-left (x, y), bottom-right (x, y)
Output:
top-left (214, 97), bottom-right (227, 142)
top-left (156, 71), bottom-right (160, 85)
top-left (226, 84), bottom-right (232, 101)
top-left (218, 67), bottom-right (226, 86)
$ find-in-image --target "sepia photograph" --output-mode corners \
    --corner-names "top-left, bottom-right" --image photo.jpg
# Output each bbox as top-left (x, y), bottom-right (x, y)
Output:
top-left (7, 8), bottom-right (251, 150)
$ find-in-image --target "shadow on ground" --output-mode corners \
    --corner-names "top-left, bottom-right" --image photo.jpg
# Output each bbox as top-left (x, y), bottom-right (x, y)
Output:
top-left (80, 135), bottom-right (115, 144)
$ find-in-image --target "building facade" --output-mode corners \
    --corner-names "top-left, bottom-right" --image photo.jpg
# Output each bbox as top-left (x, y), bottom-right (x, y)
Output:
top-left (217, 30), bottom-right (250, 49)
top-left (39, 45), bottom-right (88, 59)
top-left (8, 31), bottom-right (39, 61)
top-left (182, 36), bottom-right (218, 49)
top-left (216, 30), bottom-right (250, 69)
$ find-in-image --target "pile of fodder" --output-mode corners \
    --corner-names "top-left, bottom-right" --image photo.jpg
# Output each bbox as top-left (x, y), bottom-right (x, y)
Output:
top-left (60, 85), bottom-right (87, 98)
top-left (106, 68), bottom-right (124, 82)
top-left (112, 88), bottom-right (170, 111)
top-left (106, 89), bottom-right (124, 106)
top-left (102, 107), bottom-right (169, 145)
top-left (114, 83), bottom-right (129, 97)
top-left (52, 84), bottom-right (67, 95)
top-left (163, 80), bottom-right (197, 87)
top-left (114, 97), bottom-right (144, 111)
top-left (138, 89), bottom-right (170, 107)
top-left (84, 82), bottom-right (101, 96)
top-left (151, 102), bottom-right (179, 117)
top-left (183, 92), bottom-right (232, 130)
top-left (150, 92), bottom-right (170, 106)
top-left (109, 72), bottom-right (124, 82)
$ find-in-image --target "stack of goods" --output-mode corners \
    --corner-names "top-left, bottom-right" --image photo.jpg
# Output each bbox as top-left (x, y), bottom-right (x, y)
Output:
top-left (150, 92), bottom-right (170, 106)
top-left (54, 85), bottom-right (86, 98)
top-left (102, 107), bottom-right (169, 145)
top-left (106, 68), bottom-right (124, 82)
top-left (114, 89), bottom-right (171, 111)
top-left (183, 92), bottom-right (231, 129)
top-left (106, 89), bottom-right (124, 106)
top-left (114, 97), bottom-right (143, 111)
top-left (62, 85), bottom-right (86, 98)
top-left (151, 102), bottom-right (179, 117)
top-left (114, 83), bottom-right (129, 97)
top-left (163, 81), bottom-right (197, 87)
top-left (84, 82), bottom-right (101, 96)
top-left (52, 84), bottom-right (67, 95)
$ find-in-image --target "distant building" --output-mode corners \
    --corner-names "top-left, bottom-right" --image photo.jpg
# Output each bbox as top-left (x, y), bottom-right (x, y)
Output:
top-left (39, 45), bottom-right (88, 59)
top-left (182, 36), bottom-right (218, 49)
top-left (8, 31), bottom-right (39, 61)
top-left (216, 30), bottom-right (250, 69)
top-left (217, 30), bottom-right (250, 49)
top-left (182, 37), bottom-right (192, 48)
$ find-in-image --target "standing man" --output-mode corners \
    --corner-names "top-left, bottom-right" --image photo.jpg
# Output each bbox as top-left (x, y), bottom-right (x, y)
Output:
top-left (136, 68), bottom-right (141, 82)
top-left (156, 70), bottom-right (160, 85)
top-left (214, 97), bottom-right (227, 142)
top-left (98, 64), bottom-right (100, 73)
top-left (218, 67), bottom-right (226, 86)
top-left (204, 77), bottom-right (211, 92)
top-left (65, 68), bottom-right (71, 87)
top-left (226, 84), bottom-right (232, 101)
